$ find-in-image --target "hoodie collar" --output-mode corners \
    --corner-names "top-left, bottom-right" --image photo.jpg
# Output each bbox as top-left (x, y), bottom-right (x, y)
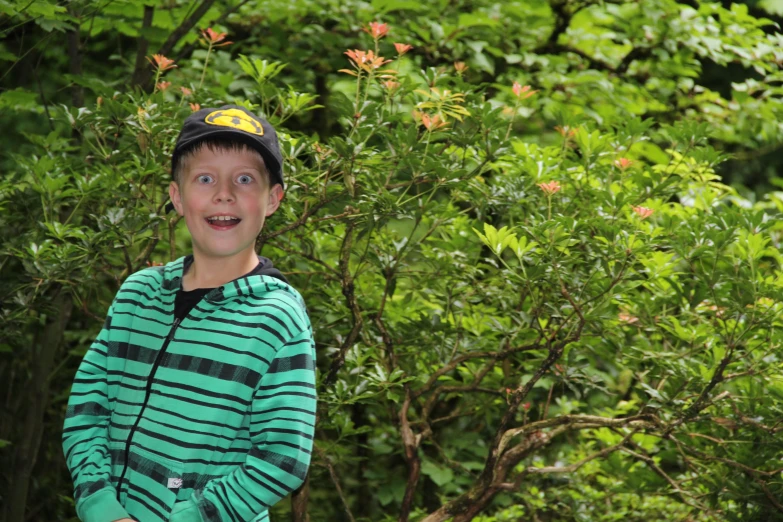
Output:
top-left (160, 255), bottom-right (289, 301)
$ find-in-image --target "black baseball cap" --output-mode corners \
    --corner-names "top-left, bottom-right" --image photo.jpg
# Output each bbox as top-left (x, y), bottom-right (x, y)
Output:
top-left (170, 104), bottom-right (284, 189)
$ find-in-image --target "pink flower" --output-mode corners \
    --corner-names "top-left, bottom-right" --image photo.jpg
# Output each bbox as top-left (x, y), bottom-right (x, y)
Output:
top-left (537, 181), bottom-right (561, 195)
top-left (614, 158), bottom-right (633, 170)
top-left (180, 87), bottom-right (192, 96)
top-left (632, 206), bottom-right (654, 219)
top-left (340, 49), bottom-right (392, 75)
top-left (454, 61), bottom-right (468, 74)
top-left (555, 125), bottom-right (577, 138)
top-left (189, 103), bottom-right (201, 112)
top-left (512, 81), bottom-right (537, 99)
top-left (157, 81), bottom-right (171, 91)
top-left (202, 27), bottom-right (232, 46)
top-left (421, 113), bottom-right (447, 131)
top-left (383, 79), bottom-right (401, 91)
top-left (394, 42), bottom-right (413, 55)
top-left (147, 54), bottom-right (176, 72)
top-left (618, 312), bottom-right (639, 324)
top-left (365, 22), bottom-right (389, 39)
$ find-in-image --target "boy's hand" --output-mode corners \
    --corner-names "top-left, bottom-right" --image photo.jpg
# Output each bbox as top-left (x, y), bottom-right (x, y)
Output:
top-left (112, 519), bottom-right (135, 522)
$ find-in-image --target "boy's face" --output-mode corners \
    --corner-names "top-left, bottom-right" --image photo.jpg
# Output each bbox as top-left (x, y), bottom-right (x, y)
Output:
top-left (168, 146), bottom-right (282, 262)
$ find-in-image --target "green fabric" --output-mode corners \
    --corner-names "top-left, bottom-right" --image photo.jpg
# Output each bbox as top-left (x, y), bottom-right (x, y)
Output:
top-left (77, 486), bottom-right (130, 522)
top-left (170, 498), bottom-right (204, 522)
top-left (63, 256), bottom-right (316, 521)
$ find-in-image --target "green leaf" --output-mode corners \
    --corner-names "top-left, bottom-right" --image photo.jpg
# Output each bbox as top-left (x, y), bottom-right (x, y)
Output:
top-left (421, 458), bottom-right (454, 486)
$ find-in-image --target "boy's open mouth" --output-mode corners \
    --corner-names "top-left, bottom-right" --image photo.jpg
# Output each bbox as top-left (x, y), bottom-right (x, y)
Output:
top-left (206, 215), bottom-right (242, 229)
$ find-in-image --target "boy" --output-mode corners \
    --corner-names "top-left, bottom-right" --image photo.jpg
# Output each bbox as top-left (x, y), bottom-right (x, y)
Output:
top-left (63, 105), bottom-right (316, 522)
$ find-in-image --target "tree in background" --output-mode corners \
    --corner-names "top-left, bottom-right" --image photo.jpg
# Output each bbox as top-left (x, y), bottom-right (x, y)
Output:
top-left (1, 1), bottom-right (782, 521)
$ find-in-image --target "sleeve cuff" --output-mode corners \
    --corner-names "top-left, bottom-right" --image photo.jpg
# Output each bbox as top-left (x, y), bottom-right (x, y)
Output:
top-left (170, 498), bottom-right (205, 522)
top-left (76, 487), bottom-right (129, 522)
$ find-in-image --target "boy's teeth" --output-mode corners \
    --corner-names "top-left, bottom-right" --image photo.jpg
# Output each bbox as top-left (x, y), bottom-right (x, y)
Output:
top-left (207, 216), bottom-right (240, 223)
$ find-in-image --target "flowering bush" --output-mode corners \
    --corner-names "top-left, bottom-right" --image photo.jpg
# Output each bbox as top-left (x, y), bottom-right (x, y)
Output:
top-left (1, 2), bottom-right (783, 522)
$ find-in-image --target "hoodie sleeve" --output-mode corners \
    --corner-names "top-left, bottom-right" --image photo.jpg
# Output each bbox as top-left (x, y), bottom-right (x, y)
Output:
top-left (62, 303), bottom-right (131, 522)
top-left (171, 325), bottom-right (317, 522)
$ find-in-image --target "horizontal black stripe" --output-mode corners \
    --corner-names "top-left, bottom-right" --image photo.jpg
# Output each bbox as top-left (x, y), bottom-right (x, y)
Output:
top-left (250, 416), bottom-right (315, 429)
top-left (117, 286), bottom-right (175, 306)
top-left (206, 300), bottom-right (301, 334)
top-left (114, 403), bottom-right (243, 432)
top-left (114, 297), bottom-right (170, 317)
top-left (257, 380), bottom-right (316, 391)
top-left (254, 405), bottom-right (315, 417)
top-left (112, 325), bottom-right (167, 340)
top-left (256, 390), bottom-right (317, 401)
top-left (257, 426), bottom-right (314, 440)
top-left (133, 425), bottom-right (249, 454)
top-left (188, 315), bottom-right (286, 344)
top-left (151, 389), bottom-right (246, 416)
top-left (68, 388), bottom-right (109, 399)
top-left (113, 415), bottom-right (247, 444)
top-left (75, 479), bottom-right (110, 501)
top-left (261, 439), bottom-right (312, 455)
top-left (130, 443), bottom-right (245, 466)
top-left (151, 378), bottom-right (252, 408)
top-left (250, 448), bottom-right (309, 480)
top-left (268, 353), bottom-right (313, 373)
top-left (114, 309), bottom-right (169, 327)
top-left (107, 341), bottom-right (161, 365)
top-left (159, 352), bottom-right (262, 388)
top-left (66, 401), bottom-right (110, 419)
top-left (170, 336), bottom-right (274, 360)
top-left (106, 369), bottom-right (147, 382)
top-left (80, 358), bottom-right (104, 373)
top-left (176, 324), bottom-right (279, 357)
top-left (73, 376), bottom-right (107, 385)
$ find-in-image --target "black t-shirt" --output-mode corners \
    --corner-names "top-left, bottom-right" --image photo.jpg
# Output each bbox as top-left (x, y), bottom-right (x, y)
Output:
top-left (173, 255), bottom-right (287, 320)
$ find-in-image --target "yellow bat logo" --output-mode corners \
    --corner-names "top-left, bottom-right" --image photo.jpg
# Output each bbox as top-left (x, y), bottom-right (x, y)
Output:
top-left (204, 108), bottom-right (264, 136)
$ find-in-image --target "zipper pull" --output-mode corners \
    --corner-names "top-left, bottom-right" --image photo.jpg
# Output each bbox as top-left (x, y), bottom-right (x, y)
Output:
top-left (167, 318), bottom-right (181, 341)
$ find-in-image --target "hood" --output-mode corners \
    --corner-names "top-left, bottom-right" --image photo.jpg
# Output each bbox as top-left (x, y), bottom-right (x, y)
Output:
top-left (153, 255), bottom-right (295, 303)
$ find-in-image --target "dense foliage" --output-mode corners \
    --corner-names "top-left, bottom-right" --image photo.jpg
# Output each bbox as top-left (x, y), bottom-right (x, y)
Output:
top-left (2, 1), bottom-right (783, 521)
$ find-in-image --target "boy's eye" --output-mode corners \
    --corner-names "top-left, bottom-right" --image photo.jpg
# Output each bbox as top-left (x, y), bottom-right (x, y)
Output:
top-left (197, 175), bottom-right (214, 184)
top-left (237, 174), bottom-right (253, 184)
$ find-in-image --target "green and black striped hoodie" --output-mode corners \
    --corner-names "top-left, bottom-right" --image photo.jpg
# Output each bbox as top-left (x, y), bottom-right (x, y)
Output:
top-left (62, 256), bottom-right (316, 522)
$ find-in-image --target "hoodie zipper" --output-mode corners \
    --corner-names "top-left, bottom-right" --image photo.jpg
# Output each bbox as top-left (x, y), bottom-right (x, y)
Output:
top-left (116, 317), bottom-right (181, 501)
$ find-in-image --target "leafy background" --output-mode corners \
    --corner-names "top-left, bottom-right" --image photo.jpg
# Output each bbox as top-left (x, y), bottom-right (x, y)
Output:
top-left (1, 1), bottom-right (783, 521)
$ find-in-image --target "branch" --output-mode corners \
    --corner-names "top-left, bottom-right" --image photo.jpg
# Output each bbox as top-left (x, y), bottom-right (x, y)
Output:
top-left (133, 0), bottom-right (217, 90)
top-left (523, 429), bottom-right (637, 475)
top-left (620, 446), bottom-right (708, 511)
top-left (258, 196), bottom-right (341, 248)
top-left (500, 414), bottom-right (656, 456)
top-left (130, 5), bottom-right (154, 87)
top-left (665, 352), bottom-right (734, 436)
top-left (324, 221), bottom-right (363, 387)
top-left (66, 10), bottom-right (83, 108)
top-left (399, 389), bottom-right (422, 522)
top-left (314, 446), bottom-right (356, 522)
top-left (412, 340), bottom-right (542, 399)
top-left (668, 435), bottom-right (783, 513)
top-left (174, 0), bottom-right (251, 62)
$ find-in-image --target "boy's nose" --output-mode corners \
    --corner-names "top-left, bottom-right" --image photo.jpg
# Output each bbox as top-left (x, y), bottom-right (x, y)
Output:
top-left (213, 181), bottom-right (236, 203)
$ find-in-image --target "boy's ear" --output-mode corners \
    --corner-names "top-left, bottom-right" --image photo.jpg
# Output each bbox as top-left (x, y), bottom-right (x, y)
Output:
top-left (265, 184), bottom-right (283, 216)
top-left (168, 182), bottom-right (185, 216)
